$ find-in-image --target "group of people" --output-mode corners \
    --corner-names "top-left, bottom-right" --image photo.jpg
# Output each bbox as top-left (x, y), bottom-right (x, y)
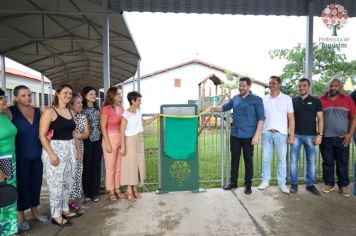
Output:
top-left (1, 75), bottom-right (356, 236)
top-left (0, 85), bottom-right (158, 235)
top-left (212, 76), bottom-right (356, 197)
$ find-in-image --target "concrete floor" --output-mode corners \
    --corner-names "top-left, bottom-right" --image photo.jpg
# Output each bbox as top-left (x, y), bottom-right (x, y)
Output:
top-left (21, 185), bottom-right (356, 236)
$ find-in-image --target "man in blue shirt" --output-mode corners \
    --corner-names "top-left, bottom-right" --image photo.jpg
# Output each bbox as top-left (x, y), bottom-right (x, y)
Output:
top-left (211, 77), bottom-right (265, 194)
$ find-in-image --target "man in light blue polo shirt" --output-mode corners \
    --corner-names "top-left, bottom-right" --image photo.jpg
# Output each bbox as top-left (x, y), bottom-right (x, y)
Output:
top-left (258, 76), bottom-right (295, 194)
top-left (211, 77), bottom-right (265, 194)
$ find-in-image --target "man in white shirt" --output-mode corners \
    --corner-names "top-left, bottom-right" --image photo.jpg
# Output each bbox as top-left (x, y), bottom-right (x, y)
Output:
top-left (258, 76), bottom-right (295, 193)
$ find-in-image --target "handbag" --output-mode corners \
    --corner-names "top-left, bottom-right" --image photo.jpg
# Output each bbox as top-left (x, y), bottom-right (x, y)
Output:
top-left (47, 129), bottom-right (54, 140)
top-left (0, 182), bottom-right (18, 207)
top-left (0, 155), bottom-right (12, 178)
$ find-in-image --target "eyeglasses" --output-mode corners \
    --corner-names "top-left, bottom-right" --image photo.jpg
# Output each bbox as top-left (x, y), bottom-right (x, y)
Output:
top-left (0, 95), bottom-right (8, 101)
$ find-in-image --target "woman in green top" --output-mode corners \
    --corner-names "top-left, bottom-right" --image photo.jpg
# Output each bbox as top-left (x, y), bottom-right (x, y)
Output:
top-left (0, 88), bottom-right (18, 236)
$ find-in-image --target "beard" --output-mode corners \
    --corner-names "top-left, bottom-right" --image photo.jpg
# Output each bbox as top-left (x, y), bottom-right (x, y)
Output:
top-left (299, 91), bottom-right (308, 96)
top-left (328, 90), bottom-right (340, 97)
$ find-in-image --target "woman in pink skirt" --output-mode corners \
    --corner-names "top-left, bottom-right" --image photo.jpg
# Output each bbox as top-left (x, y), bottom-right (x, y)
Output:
top-left (100, 87), bottom-right (125, 201)
top-left (120, 91), bottom-right (159, 202)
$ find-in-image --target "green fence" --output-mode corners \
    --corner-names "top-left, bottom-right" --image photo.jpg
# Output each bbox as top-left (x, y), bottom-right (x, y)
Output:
top-left (143, 113), bottom-right (356, 190)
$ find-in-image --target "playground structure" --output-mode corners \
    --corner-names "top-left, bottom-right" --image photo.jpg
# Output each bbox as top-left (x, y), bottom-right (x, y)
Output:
top-left (198, 74), bottom-right (230, 135)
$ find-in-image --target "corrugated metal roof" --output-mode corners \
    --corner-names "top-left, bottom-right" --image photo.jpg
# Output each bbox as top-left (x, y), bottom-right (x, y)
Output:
top-left (0, 0), bottom-right (140, 92)
top-left (91, 0), bottom-right (355, 17)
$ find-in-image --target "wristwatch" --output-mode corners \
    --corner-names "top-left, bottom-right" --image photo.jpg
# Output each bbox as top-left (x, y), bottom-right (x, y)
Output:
top-left (317, 132), bottom-right (323, 136)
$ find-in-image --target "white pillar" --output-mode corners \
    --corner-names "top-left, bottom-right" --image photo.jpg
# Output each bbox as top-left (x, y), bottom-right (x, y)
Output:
top-left (41, 73), bottom-right (45, 110)
top-left (305, 0), bottom-right (314, 94)
top-left (0, 55), bottom-right (5, 90)
top-left (102, 0), bottom-right (110, 95)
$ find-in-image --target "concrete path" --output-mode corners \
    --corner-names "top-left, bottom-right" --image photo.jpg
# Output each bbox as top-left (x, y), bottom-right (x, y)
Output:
top-left (21, 185), bottom-right (356, 236)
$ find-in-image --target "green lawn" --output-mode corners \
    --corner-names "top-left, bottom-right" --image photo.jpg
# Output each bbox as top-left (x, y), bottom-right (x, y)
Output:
top-left (142, 123), bottom-right (356, 191)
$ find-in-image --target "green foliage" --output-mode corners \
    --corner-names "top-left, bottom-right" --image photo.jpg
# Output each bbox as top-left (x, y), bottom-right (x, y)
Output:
top-left (224, 70), bottom-right (257, 90)
top-left (269, 43), bottom-right (356, 96)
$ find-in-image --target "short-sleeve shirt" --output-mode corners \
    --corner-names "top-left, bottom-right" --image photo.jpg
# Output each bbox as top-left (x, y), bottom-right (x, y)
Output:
top-left (319, 93), bottom-right (356, 137)
top-left (222, 92), bottom-right (265, 138)
top-left (262, 92), bottom-right (294, 135)
top-left (292, 95), bottom-right (323, 136)
top-left (101, 105), bottom-right (124, 133)
top-left (82, 107), bottom-right (101, 141)
top-left (122, 109), bottom-right (143, 136)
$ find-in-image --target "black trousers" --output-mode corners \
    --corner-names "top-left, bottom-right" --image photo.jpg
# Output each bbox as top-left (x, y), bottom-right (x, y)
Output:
top-left (17, 157), bottom-right (43, 211)
top-left (82, 139), bottom-right (103, 198)
top-left (320, 137), bottom-right (350, 187)
top-left (230, 136), bottom-right (254, 187)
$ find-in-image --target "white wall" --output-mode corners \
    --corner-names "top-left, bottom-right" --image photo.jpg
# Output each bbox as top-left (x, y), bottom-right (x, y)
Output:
top-left (4, 75), bottom-right (53, 107)
top-left (122, 63), bottom-right (266, 113)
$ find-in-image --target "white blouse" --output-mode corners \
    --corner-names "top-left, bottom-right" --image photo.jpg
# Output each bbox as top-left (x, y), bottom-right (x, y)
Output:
top-left (122, 109), bottom-right (144, 136)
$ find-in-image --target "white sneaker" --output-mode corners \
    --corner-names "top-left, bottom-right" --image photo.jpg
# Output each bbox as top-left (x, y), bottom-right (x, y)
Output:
top-left (258, 181), bottom-right (269, 190)
top-left (279, 185), bottom-right (290, 194)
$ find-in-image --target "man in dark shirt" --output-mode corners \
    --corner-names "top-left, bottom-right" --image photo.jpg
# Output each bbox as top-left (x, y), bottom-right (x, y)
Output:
top-left (211, 77), bottom-right (265, 194)
top-left (290, 78), bottom-right (323, 195)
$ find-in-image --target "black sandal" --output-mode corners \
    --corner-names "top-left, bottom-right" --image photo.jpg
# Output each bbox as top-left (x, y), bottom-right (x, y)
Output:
top-left (62, 211), bottom-right (83, 219)
top-left (51, 218), bottom-right (72, 227)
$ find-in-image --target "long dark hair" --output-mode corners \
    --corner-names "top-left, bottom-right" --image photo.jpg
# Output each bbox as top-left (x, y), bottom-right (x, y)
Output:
top-left (53, 84), bottom-right (73, 108)
top-left (82, 86), bottom-right (99, 109)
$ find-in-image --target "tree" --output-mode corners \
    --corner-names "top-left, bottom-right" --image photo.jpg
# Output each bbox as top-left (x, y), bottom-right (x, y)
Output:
top-left (269, 43), bottom-right (356, 96)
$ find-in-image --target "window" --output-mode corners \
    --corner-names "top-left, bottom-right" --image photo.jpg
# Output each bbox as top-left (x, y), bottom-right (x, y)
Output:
top-left (174, 78), bottom-right (181, 87)
top-left (39, 93), bottom-right (49, 106)
top-left (5, 89), bottom-right (12, 105)
top-left (31, 92), bottom-right (37, 106)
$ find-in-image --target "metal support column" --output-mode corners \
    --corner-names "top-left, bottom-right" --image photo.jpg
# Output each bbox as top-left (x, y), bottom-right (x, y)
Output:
top-left (137, 59), bottom-right (141, 92)
top-left (220, 113), bottom-right (225, 187)
top-left (41, 73), bottom-right (45, 110)
top-left (304, 0), bottom-right (314, 180)
top-left (0, 55), bottom-right (5, 90)
top-left (48, 82), bottom-right (53, 105)
top-left (102, 0), bottom-right (110, 95)
top-left (132, 75), bottom-right (136, 91)
top-left (305, 0), bottom-right (314, 93)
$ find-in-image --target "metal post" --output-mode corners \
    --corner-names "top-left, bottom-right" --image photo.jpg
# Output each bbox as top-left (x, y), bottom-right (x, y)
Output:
top-left (137, 59), bottom-right (141, 92)
top-left (121, 83), bottom-right (124, 106)
top-left (48, 82), bottom-right (53, 105)
top-left (305, 0), bottom-right (314, 93)
top-left (132, 74), bottom-right (136, 91)
top-left (41, 73), bottom-right (45, 110)
top-left (225, 112), bottom-right (230, 185)
top-left (304, 0), bottom-right (314, 181)
top-left (102, 0), bottom-right (110, 95)
top-left (0, 55), bottom-right (5, 90)
top-left (220, 113), bottom-right (224, 187)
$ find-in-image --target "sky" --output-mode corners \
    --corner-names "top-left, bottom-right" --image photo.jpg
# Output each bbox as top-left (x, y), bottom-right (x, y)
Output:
top-left (5, 11), bottom-right (356, 84)
top-left (123, 12), bottom-right (356, 83)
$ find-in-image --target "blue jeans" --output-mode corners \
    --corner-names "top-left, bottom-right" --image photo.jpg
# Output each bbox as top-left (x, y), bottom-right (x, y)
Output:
top-left (290, 135), bottom-right (316, 186)
top-left (261, 131), bottom-right (288, 186)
